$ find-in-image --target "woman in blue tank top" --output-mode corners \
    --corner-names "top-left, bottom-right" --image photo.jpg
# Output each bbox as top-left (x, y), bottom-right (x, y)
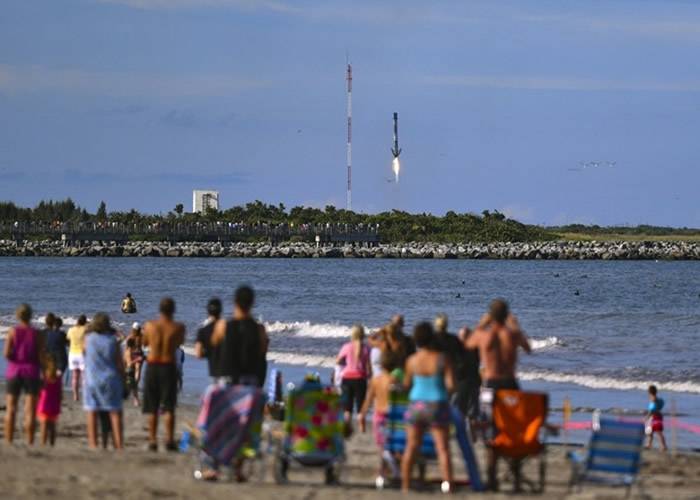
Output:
top-left (401, 322), bottom-right (454, 493)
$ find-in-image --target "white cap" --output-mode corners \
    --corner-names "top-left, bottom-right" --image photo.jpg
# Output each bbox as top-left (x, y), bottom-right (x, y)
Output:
top-left (132, 322), bottom-right (141, 330)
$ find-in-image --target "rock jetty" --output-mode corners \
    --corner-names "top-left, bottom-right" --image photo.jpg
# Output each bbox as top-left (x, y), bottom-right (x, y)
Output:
top-left (1, 240), bottom-right (699, 260)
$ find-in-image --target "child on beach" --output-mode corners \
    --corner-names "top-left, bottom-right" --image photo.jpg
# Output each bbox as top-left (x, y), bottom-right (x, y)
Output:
top-left (37, 356), bottom-right (62, 446)
top-left (124, 338), bottom-right (141, 406)
top-left (359, 351), bottom-right (399, 476)
top-left (646, 385), bottom-right (667, 451)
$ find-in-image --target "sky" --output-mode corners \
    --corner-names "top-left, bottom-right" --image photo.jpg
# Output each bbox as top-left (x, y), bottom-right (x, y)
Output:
top-left (1, 0), bottom-right (700, 226)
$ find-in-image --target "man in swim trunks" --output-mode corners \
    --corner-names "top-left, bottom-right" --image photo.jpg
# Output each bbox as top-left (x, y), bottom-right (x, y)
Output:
top-left (142, 297), bottom-right (185, 451)
top-left (465, 298), bottom-right (531, 491)
top-left (465, 299), bottom-right (530, 392)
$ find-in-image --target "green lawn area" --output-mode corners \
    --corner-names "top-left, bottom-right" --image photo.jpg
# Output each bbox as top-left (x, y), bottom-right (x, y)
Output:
top-left (555, 232), bottom-right (700, 242)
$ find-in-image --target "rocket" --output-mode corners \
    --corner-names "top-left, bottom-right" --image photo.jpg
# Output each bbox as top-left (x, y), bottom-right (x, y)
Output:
top-left (391, 112), bottom-right (401, 158)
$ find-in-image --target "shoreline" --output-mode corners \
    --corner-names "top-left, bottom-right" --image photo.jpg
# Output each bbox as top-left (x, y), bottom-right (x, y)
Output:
top-left (2, 240), bottom-right (700, 259)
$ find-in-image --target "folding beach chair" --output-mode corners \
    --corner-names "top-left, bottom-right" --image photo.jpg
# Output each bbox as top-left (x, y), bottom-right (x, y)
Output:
top-left (191, 383), bottom-right (266, 481)
top-left (489, 390), bottom-right (549, 493)
top-left (568, 417), bottom-right (645, 497)
top-left (273, 379), bottom-right (345, 485)
top-left (377, 387), bottom-right (437, 488)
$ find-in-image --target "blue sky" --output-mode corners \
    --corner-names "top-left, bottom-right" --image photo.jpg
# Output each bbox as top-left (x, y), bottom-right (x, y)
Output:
top-left (1, 0), bottom-right (700, 225)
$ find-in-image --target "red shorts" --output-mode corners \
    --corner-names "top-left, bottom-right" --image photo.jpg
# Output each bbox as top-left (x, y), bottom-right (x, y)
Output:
top-left (651, 416), bottom-right (663, 433)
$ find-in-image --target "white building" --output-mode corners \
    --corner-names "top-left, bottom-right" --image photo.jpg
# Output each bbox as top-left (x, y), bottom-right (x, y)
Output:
top-left (192, 190), bottom-right (220, 213)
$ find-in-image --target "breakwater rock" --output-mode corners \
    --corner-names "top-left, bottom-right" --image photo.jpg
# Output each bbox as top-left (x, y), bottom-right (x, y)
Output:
top-left (1, 240), bottom-right (699, 260)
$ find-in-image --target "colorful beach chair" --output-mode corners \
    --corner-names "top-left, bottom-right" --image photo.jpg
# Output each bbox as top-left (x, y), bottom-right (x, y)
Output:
top-left (273, 379), bottom-right (345, 484)
top-left (489, 390), bottom-right (549, 493)
top-left (568, 417), bottom-right (645, 497)
top-left (191, 383), bottom-right (266, 481)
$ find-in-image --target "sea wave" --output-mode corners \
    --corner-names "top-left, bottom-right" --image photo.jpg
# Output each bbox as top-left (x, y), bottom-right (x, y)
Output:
top-left (265, 321), bottom-right (359, 339)
top-left (519, 370), bottom-right (700, 395)
top-left (530, 336), bottom-right (565, 350)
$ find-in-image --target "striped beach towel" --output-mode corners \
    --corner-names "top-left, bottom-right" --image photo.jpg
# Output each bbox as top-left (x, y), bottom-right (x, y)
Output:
top-left (196, 384), bottom-right (265, 465)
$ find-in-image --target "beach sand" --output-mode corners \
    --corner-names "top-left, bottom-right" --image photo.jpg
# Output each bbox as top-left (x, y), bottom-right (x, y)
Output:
top-left (1, 396), bottom-right (699, 499)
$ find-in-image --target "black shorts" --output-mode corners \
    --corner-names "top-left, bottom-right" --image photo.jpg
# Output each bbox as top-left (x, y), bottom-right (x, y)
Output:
top-left (484, 378), bottom-right (520, 392)
top-left (6, 377), bottom-right (41, 397)
top-left (142, 363), bottom-right (178, 414)
top-left (341, 378), bottom-right (367, 414)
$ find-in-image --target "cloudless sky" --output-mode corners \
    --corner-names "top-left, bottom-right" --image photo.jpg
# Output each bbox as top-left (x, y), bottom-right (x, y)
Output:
top-left (1, 0), bottom-right (700, 226)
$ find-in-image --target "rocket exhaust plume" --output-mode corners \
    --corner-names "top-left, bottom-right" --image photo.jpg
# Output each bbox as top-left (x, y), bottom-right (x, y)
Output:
top-left (392, 157), bottom-right (400, 183)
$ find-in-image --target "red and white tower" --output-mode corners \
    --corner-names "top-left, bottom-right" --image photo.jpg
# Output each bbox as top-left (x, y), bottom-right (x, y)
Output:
top-left (346, 62), bottom-right (352, 211)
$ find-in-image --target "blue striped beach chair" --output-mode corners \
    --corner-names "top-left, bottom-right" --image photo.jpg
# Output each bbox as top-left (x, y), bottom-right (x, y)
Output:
top-left (568, 417), bottom-right (645, 497)
top-left (378, 388), bottom-right (437, 488)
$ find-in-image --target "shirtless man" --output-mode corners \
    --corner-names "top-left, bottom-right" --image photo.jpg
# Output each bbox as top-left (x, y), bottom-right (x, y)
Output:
top-left (465, 299), bottom-right (530, 391)
top-left (142, 297), bottom-right (185, 451)
top-left (465, 298), bottom-right (531, 491)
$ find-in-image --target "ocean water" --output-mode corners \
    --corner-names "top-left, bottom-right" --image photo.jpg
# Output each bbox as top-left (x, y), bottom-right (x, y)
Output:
top-left (1, 257), bottom-right (699, 448)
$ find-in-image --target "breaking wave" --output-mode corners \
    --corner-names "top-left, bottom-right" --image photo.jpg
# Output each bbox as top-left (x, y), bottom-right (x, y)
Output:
top-left (265, 321), bottom-right (355, 339)
top-left (520, 370), bottom-right (700, 395)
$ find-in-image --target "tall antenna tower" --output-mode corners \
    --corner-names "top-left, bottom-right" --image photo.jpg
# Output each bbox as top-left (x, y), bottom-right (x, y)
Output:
top-left (346, 60), bottom-right (352, 211)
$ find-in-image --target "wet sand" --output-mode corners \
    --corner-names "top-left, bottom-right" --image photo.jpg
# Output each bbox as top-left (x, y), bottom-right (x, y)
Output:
top-left (1, 395), bottom-right (699, 499)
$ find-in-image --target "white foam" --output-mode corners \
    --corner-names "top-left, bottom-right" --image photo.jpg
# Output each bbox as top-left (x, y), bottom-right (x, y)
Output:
top-left (267, 351), bottom-right (336, 368)
top-left (265, 321), bottom-right (360, 339)
top-left (530, 336), bottom-right (565, 350)
top-left (519, 370), bottom-right (700, 395)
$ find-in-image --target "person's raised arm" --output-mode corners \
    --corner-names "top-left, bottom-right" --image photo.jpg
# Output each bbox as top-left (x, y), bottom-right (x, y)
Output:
top-left (210, 319), bottom-right (226, 347)
top-left (465, 329), bottom-right (480, 351)
top-left (194, 340), bottom-right (205, 358)
top-left (513, 320), bottom-right (531, 354)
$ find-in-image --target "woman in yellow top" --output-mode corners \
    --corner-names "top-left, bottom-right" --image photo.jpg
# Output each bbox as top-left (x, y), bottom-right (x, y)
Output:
top-left (67, 315), bottom-right (88, 402)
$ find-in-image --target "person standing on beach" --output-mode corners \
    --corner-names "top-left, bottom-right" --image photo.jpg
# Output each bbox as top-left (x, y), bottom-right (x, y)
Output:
top-left (142, 297), bottom-right (185, 451)
top-left (401, 322), bottom-right (454, 493)
top-left (67, 315), bottom-right (88, 402)
top-left (465, 299), bottom-right (531, 392)
top-left (465, 298), bottom-right (530, 491)
top-left (336, 325), bottom-right (371, 423)
top-left (391, 314), bottom-right (416, 359)
top-left (37, 355), bottom-right (62, 446)
top-left (195, 298), bottom-right (223, 378)
top-left (83, 313), bottom-right (124, 449)
top-left (433, 314), bottom-right (478, 418)
top-left (4, 304), bottom-right (44, 445)
top-left (211, 286), bottom-right (268, 387)
top-left (457, 326), bottom-right (481, 424)
top-left (42, 313), bottom-right (68, 380)
top-left (646, 385), bottom-right (668, 451)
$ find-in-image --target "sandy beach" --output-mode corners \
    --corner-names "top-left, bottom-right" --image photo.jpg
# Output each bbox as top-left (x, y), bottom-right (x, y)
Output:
top-left (1, 391), bottom-right (699, 500)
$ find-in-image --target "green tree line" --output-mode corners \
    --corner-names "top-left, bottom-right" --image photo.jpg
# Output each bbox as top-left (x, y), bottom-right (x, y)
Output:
top-left (3, 199), bottom-right (698, 242)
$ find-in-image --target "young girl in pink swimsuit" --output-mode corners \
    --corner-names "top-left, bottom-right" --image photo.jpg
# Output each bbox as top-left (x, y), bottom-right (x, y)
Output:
top-left (37, 356), bottom-right (62, 446)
